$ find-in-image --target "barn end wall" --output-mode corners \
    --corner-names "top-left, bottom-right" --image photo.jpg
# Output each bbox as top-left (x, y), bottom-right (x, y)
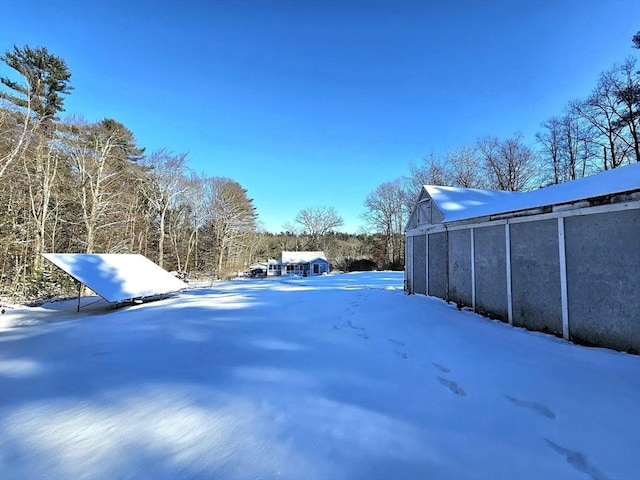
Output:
top-left (428, 232), bottom-right (448, 299)
top-left (510, 219), bottom-right (563, 335)
top-left (413, 235), bottom-right (427, 295)
top-left (565, 209), bottom-right (640, 353)
top-left (448, 230), bottom-right (472, 307)
top-left (474, 226), bottom-right (508, 321)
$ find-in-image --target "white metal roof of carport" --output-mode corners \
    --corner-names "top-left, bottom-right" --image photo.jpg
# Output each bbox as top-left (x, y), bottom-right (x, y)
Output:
top-left (42, 253), bottom-right (188, 311)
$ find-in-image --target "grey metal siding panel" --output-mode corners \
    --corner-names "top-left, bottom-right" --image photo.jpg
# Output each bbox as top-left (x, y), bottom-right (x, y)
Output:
top-left (413, 235), bottom-right (427, 295)
top-left (474, 225), bottom-right (508, 321)
top-left (428, 232), bottom-right (448, 299)
top-left (565, 210), bottom-right (640, 353)
top-left (405, 236), bottom-right (412, 292)
top-left (510, 220), bottom-right (563, 335)
top-left (448, 229), bottom-right (472, 307)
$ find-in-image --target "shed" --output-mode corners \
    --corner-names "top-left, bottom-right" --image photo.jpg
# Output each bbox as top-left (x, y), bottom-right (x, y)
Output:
top-left (281, 251), bottom-right (330, 276)
top-left (248, 262), bottom-right (268, 277)
top-left (404, 163), bottom-right (640, 353)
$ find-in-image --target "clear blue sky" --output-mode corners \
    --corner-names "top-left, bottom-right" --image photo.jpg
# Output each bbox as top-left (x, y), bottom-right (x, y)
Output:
top-left (1, 0), bottom-right (637, 233)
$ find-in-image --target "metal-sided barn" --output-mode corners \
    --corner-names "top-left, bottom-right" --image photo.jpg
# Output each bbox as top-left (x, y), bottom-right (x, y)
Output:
top-left (404, 163), bottom-right (640, 353)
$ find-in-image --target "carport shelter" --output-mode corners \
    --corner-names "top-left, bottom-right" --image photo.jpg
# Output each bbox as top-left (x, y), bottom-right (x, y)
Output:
top-left (42, 253), bottom-right (188, 311)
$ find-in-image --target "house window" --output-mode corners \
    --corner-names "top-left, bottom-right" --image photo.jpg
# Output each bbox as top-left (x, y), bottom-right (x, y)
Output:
top-left (286, 265), bottom-right (294, 273)
top-left (313, 264), bottom-right (319, 274)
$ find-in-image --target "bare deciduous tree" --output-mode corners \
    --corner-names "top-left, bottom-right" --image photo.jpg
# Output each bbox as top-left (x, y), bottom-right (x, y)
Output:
top-left (609, 58), bottom-right (640, 163)
top-left (362, 179), bottom-right (409, 268)
top-left (294, 205), bottom-right (344, 250)
top-left (0, 97), bottom-right (34, 180)
top-left (446, 146), bottom-right (488, 189)
top-left (205, 178), bottom-right (257, 278)
top-left (66, 119), bottom-right (143, 253)
top-left (477, 134), bottom-right (539, 191)
top-left (409, 154), bottom-right (450, 190)
top-left (536, 117), bottom-right (563, 184)
top-left (139, 149), bottom-right (189, 268)
top-left (571, 67), bottom-right (631, 170)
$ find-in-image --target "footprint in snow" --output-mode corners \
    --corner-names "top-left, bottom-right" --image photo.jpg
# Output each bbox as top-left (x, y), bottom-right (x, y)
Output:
top-left (347, 320), bottom-right (365, 331)
top-left (438, 377), bottom-right (466, 396)
top-left (545, 439), bottom-right (610, 480)
top-left (505, 395), bottom-right (556, 419)
top-left (432, 362), bottom-right (451, 373)
top-left (388, 338), bottom-right (405, 346)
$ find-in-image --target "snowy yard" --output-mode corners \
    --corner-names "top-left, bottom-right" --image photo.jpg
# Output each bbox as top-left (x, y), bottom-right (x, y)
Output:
top-left (1, 272), bottom-right (638, 480)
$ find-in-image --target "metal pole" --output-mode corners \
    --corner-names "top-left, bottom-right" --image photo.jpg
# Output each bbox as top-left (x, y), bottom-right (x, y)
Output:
top-left (558, 217), bottom-right (569, 340)
top-left (77, 281), bottom-right (81, 312)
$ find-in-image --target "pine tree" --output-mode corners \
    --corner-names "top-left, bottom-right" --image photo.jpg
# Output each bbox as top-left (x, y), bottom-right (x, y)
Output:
top-left (1, 44), bottom-right (73, 122)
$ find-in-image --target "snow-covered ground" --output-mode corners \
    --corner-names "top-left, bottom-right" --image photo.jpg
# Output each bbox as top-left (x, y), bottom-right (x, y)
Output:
top-left (1, 272), bottom-right (638, 479)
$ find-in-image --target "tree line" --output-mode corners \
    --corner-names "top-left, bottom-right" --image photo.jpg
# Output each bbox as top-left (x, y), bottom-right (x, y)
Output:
top-left (0, 45), bottom-right (389, 301)
top-left (1, 33), bottom-right (638, 300)
top-left (361, 32), bottom-right (639, 271)
top-left (0, 45), bottom-right (259, 299)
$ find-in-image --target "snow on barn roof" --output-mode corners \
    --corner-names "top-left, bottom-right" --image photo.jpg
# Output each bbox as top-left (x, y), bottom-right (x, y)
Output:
top-left (281, 251), bottom-right (328, 264)
top-left (423, 186), bottom-right (515, 222)
top-left (425, 162), bottom-right (640, 223)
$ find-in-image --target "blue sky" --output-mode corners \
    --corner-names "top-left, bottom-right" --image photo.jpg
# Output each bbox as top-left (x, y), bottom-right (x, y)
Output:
top-left (1, 0), bottom-right (637, 233)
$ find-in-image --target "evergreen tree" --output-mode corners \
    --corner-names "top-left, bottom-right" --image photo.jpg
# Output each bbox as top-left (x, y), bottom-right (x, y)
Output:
top-left (1, 45), bottom-right (73, 122)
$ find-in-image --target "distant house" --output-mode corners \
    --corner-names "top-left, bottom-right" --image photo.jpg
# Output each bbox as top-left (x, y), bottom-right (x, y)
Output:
top-left (249, 259), bottom-right (282, 277)
top-left (266, 259), bottom-right (282, 277)
top-left (249, 252), bottom-right (330, 277)
top-left (404, 163), bottom-right (640, 353)
top-left (281, 251), bottom-right (330, 276)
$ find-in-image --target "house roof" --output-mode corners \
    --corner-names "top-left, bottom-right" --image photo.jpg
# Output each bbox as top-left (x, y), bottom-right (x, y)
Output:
top-left (422, 162), bottom-right (640, 224)
top-left (282, 251), bottom-right (328, 264)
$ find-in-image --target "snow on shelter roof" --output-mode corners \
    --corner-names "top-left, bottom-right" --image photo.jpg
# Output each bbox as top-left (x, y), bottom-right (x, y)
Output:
top-left (425, 162), bottom-right (640, 223)
top-left (423, 186), bottom-right (514, 222)
top-left (282, 251), bottom-right (328, 264)
top-left (42, 253), bottom-right (187, 303)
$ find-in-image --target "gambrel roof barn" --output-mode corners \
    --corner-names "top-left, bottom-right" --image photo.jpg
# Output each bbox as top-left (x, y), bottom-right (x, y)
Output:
top-left (405, 163), bottom-right (640, 353)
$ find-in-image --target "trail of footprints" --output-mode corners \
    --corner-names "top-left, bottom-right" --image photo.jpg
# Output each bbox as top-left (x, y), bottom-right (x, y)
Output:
top-left (335, 310), bottom-right (556, 417)
top-left (334, 299), bottom-right (608, 479)
top-left (334, 310), bottom-right (557, 417)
